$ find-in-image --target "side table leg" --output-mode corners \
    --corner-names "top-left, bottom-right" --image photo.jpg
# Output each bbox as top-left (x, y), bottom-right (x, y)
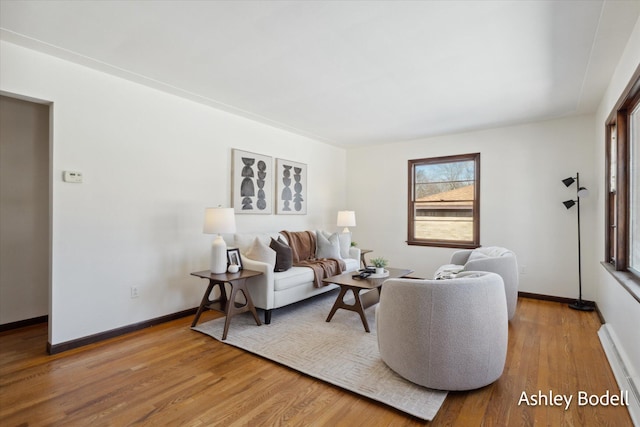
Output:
top-left (191, 280), bottom-right (216, 327)
top-left (221, 279), bottom-right (262, 340)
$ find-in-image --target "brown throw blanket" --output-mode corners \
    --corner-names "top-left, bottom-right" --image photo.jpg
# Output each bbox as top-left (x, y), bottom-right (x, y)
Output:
top-left (281, 230), bottom-right (346, 287)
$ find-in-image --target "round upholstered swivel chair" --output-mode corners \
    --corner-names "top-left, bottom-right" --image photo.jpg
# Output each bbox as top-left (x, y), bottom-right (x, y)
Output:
top-left (376, 271), bottom-right (508, 391)
top-left (450, 247), bottom-right (519, 320)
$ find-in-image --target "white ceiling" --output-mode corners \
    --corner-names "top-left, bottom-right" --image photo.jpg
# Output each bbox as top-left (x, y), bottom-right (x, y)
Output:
top-left (1, 1), bottom-right (639, 147)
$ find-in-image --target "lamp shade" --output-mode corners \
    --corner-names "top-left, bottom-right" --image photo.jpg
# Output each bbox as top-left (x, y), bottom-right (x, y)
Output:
top-left (337, 211), bottom-right (356, 227)
top-left (562, 177), bottom-right (576, 187)
top-left (203, 207), bottom-right (236, 234)
top-left (563, 200), bottom-right (576, 209)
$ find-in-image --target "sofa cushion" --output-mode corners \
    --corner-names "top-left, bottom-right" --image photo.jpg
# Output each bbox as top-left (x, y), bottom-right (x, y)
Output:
top-left (270, 237), bottom-right (293, 272)
top-left (245, 237), bottom-right (276, 270)
top-left (273, 267), bottom-right (316, 291)
top-left (316, 230), bottom-right (341, 259)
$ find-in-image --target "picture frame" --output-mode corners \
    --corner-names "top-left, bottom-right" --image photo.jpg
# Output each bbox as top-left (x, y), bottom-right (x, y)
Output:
top-left (232, 149), bottom-right (273, 214)
top-left (227, 248), bottom-right (243, 269)
top-left (276, 158), bottom-right (307, 214)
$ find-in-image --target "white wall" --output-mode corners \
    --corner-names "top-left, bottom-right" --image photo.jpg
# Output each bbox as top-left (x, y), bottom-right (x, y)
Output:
top-left (0, 41), bottom-right (347, 345)
top-left (346, 114), bottom-right (596, 300)
top-left (593, 14), bottom-right (640, 402)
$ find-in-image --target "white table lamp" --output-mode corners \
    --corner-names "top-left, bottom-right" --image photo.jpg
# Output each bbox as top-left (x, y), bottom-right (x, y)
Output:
top-left (337, 210), bottom-right (356, 233)
top-left (203, 207), bottom-right (236, 274)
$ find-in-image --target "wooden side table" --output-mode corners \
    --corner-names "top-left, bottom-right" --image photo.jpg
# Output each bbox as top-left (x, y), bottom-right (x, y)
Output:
top-left (360, 249), bottom-right (373, 268)
top-left (190, 269), bottom-right (262, 340)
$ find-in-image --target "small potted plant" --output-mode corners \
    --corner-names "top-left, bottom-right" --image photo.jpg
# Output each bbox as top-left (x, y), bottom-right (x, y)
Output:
top-left (370, 257), bottom-right (388, 275)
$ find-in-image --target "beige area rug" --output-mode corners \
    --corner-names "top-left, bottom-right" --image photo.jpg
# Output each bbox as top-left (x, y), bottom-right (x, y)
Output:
top-left (192, 290), bottom-right (447, 421)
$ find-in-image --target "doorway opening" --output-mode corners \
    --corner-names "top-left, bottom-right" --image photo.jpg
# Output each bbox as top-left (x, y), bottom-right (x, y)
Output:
top-left (0, 94), bottom-right (52, 347)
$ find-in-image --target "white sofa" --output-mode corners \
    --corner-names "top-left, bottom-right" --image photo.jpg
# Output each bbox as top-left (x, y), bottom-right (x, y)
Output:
top-left (225, 231), bottom-right (361, 323)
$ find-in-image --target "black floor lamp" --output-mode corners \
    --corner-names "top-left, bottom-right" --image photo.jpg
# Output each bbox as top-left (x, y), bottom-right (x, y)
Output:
top-left (562, 172), bottom-right (594, 311)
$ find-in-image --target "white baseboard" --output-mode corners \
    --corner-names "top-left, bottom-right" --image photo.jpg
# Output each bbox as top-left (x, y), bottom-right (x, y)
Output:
top-left (598, 324), bottom-right (639, 426)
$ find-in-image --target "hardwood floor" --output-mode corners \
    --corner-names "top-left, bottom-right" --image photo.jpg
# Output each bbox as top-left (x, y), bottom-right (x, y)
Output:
top-left (0, 298), bottom-right (633, 426)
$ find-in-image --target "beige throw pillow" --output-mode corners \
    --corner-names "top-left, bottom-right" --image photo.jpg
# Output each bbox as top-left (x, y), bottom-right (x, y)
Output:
top-left (245, 237), bottom-right (276, 270)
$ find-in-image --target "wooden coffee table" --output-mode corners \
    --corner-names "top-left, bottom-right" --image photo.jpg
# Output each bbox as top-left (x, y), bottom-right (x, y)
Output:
top-left (322, 267), bottom-right (413, 332)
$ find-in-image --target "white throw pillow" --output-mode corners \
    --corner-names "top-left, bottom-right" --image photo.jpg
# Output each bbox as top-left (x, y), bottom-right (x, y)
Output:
top-left (316, 230), bottom-right (341, 259)
top-left (235, 232), bottom-right (276, 254)
top-left (337, 232), bottom-right (352, 259)
top-left (245, 237), bottom-right (276, 270)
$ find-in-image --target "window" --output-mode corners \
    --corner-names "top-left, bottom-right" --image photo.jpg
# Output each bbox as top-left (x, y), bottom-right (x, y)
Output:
top-left (630, 103), bottom-right (640, 274)
top-left (408, 153), bottom-right (480, 248)
top-left (605, 67), bottom-right (640, 277)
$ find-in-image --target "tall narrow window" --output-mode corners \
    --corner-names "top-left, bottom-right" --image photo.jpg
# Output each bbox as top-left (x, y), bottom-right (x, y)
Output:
top-left (607, 125), bottom-right (617, 264)
top-left (605, 66), bottom-right (640, 278)
top-left (629, 103), bottom-right (640, 274)
top-left (408, 153), bottom-right (480, 248)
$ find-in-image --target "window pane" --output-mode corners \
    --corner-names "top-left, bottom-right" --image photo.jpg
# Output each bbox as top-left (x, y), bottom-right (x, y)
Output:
top-left (414, 213), bottom-right (475, 241)
top-left (610, 125), bottom-right (617, 192)
top-left (408, 153), bottom-right (479, 248)
top-left (630, 104), bottom-right (640, 273)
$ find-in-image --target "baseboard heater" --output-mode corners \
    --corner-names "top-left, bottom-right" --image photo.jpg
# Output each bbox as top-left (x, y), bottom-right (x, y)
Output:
top-left (598, 324), bottom-right (639, 426)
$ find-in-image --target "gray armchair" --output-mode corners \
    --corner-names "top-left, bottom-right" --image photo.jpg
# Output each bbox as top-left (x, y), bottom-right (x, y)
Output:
top-left (450, 247), bottom-right (519, 320)
top-left (376, 272), bottom-right (508, 391)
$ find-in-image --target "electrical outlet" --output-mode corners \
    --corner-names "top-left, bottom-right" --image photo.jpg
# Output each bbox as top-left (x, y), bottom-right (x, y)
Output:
top-left (63, 170), bottom-right (83, 183)
top-left (519, 265), bottom-right (526, 275)
top-left (130, 286), bottom-right (139, 298)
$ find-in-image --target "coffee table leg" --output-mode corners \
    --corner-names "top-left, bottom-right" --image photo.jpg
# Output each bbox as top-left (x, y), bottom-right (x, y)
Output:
top-left (352, 289), bottom-right (370, 333)
top-left (326, 285), bottom-right (371, 333)
top-left (326, 286), bottom-right (349, 323)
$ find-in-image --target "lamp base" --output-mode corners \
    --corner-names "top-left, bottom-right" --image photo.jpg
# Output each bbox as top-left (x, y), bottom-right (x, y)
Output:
top-left (568, 300), bottom-right (594, 311)
top-left (211, 235), bottom-right (228, 274)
